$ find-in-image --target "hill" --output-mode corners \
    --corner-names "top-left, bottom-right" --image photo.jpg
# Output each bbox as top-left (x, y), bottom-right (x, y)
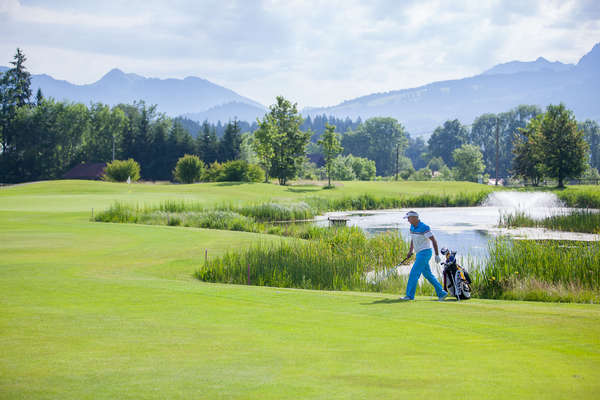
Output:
top-left (305, 43), bottom-right (600, 136)
top-left (183, 101), bottom-right (266, 124)
top-left (0, 67), bottom-right (264, 116)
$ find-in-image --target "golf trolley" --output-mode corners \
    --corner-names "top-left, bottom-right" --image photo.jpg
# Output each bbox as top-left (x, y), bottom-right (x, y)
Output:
top-left (440, 247), bottom-right (472, 300)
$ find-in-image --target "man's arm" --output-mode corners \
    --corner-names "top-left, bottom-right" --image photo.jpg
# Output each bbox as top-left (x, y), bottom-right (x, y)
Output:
top-left (429, 235), bottom-right (441, 262)
top-left (429, 235), bottom-right (439, 256)
top-left (407, 239), bottom-right (414, 259)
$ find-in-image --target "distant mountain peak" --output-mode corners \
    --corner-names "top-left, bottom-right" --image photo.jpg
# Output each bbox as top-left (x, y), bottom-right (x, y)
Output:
top-left (577, 42), bottom-right (600, 70)
top-left (99, 68), bottom-right (144, 82)
top-left (483, 56), bottom-right (573, 76)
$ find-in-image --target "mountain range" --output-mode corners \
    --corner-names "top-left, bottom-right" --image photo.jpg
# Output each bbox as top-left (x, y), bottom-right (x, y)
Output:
top-left (305, 43), bottom-right (600, 135)
top-left (0, 66), bottom-right (264, 117)
top-left (1, 42), bottom-right (598, 135)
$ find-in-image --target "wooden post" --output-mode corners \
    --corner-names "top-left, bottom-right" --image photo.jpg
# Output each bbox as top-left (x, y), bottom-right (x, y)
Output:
top-left (247, 263), bottom-right (251, 285)
top-left (205, 249), bottom-right (208, 265)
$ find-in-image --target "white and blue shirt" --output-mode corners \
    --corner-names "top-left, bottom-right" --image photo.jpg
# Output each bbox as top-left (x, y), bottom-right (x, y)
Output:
top-left (410, 221), bottom-right (434, 254)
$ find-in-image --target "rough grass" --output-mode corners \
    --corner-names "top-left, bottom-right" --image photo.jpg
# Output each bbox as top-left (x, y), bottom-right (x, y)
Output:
top-left (555, 186), bottom-right (600, 208)
top-left (473, 238), bottom-right (600, 303)
top-left (1, 180), bottom-right (600, 399)
top-left (196, 227), bottom-right (421, 293)
top-left (499, 208), bottom-right (600, 234)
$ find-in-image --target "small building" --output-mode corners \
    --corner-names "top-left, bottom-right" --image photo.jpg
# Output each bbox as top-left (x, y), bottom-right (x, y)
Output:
top-left (63, 163), bottom-right (107, 180)
top-left (487, 178), bottom-right (504, 186)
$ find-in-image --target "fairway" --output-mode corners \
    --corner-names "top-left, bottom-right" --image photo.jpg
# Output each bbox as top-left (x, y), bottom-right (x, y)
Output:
top-left (1, 181), bottom-right (599, 399)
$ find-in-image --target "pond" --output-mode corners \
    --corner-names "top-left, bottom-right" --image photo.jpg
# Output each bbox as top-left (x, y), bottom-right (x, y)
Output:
top-left (316, 191), bottom-right (599, 268)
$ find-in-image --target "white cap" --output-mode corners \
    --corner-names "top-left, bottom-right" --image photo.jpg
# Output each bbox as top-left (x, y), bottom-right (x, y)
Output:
top-left (403, 211), bottom-right (419, 219)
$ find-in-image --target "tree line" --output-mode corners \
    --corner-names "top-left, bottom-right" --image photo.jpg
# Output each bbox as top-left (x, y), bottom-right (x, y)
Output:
top-left (2, 48), bottom-right (598, 186)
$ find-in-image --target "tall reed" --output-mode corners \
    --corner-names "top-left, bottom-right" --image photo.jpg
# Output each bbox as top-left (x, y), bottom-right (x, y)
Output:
top-left (473, 238), bottom-right (600, 303)
top-left (556, 189), bottom-right (600, 209)
top-left (195, 227), bottom-right (435, 294)
top-left (499, 209), bottom-right (600, 234)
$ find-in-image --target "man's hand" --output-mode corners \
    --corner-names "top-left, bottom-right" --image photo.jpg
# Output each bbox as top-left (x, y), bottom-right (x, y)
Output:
top-left (435, 255), bottom-right (441, 264)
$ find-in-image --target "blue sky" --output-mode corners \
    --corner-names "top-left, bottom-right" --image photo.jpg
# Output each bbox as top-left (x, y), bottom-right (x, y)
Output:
top-left (1, 0), bottom-right (599, 107)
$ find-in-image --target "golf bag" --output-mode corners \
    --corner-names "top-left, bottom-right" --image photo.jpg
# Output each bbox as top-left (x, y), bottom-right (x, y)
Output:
top-left (441, 248), bottom-right (472, 300)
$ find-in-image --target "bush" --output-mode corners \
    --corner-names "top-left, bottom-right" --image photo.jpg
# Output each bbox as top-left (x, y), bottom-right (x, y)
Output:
top-left (412, 167), bottom-right (432, 181)
top-left (220, 160), bottom-right (265, 182)
top-left (103, 159), bottom-right (141, 182)
top-left (173, 154), bottom-right (204, 183)
top-left (247, 163), bottom-right (265, 182)
top-left (203, 161), bottom-right (225, 182)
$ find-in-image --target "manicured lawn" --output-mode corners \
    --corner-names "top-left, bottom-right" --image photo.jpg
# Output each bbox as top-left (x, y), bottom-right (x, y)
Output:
top-left (1, 181), bottom-right (599, 399)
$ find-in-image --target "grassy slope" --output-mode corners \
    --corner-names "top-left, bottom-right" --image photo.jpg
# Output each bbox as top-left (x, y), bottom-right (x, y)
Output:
top-left (1, 181), bottom-right (599, 399)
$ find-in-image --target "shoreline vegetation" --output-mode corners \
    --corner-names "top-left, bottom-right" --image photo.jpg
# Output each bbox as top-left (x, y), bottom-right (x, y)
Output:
top-left (91, 185), bottom-right (600, 304)
top-left (499, 209), bottom-right (600, 234)
top-left (92, 190), bottom-right (493, 237)
top-left (195, 232), bottom-right (600, 304)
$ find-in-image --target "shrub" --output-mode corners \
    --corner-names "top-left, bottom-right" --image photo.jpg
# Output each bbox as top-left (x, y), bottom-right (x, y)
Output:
top-left (247, 163), bottom-right (266, 182)
top-left (220, 160), bottom-right (265, 182)
top-left (103, 159), bottom-right (141, 182)
top-left (173, 154), bottom-right (204, 183)
top-left (412, 167), bottom-right (433, 181)
top-left (203, 161), bottom-right (225, 182)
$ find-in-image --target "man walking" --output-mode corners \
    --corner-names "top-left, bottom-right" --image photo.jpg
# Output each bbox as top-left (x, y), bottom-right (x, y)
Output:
top-left (401, 211), bottom-right (448, 301)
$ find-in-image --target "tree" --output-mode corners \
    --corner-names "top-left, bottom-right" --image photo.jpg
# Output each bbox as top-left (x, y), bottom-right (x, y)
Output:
top-left (428, 119), bottom-right (468, 167)
top-left (579, 119), bottom-right (600, 170)
top-left (173, 154), bottom-right (204, 183)
top-left (426, 157), bottom-right (446, 172)
top-left (317, 123), bottom-right (343, 187)
top-left (255, 96), bottom-right (309, 185)
top-left (219, 119), bottom-right (242, 162)
top-left (512, 115), bottom-right (545, 185)
top-left (0, 48), bottom-right (33, 182)
top-left (537, 104), bottom-right (588, 188)
top-left (197, 121), bottom-right (219, 164)
top-left (348, 155), bottom-right (376, 180)
top-left (405, 135), bottom-right (428, 170)
top-left (253, 116), bottom-right (275, 182)
top-left (342, 117), bottom-right (407, 176)
top-left (452, 144), bottom-right (485, 182)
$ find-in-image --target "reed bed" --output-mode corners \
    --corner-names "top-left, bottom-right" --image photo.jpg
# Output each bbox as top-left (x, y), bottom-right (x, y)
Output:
top-left (473, 238), bottom-right (600, 303)
top-left (155, 200), bottom-right (315, 222)
top-left (556, 188), bottom-right (600, 208)
top-left (195, 227), bottom-right (440, 295)
top-left (94, 191), bottom-right (493, 236)
top-left (306, 191), bottom-right (493, 212)
top-left (499, 209), bottom-right (600, 233)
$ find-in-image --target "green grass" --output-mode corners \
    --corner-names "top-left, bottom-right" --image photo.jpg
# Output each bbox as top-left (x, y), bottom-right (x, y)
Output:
top-left (554, 186), bottom-right (600, 208)
top-left (474, 238), bottom-right (600, 303)
top-left (499, 209), bottom-right (600, 234)
top-left (197, 227), bottom-right (417, 293)
top-left (1, 180), bottom-right (600, 399)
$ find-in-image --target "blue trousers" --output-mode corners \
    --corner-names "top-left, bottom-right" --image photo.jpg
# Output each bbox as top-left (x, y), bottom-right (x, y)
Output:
top-left (405, 249), bottom-right (446, 299)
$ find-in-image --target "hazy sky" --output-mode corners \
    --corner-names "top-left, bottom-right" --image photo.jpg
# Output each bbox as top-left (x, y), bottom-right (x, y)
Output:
top-left (1, 0), bottom-right (599, 107)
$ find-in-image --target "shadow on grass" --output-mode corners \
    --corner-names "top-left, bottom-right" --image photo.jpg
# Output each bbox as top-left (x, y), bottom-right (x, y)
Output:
top-left (286, 186), bottom-right (321, 193)
top-left (214, 182), bottom-right (247, 187)
top-left (362, 297), bottom-right (460, 305)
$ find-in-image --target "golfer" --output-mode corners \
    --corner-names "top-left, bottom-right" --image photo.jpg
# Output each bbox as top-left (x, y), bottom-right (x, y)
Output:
top-left (400, 211), bottom-right (448, 301)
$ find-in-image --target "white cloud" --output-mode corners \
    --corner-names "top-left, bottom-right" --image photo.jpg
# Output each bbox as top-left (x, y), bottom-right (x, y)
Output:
top-left (1, 0), bottom-right (599, 108)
